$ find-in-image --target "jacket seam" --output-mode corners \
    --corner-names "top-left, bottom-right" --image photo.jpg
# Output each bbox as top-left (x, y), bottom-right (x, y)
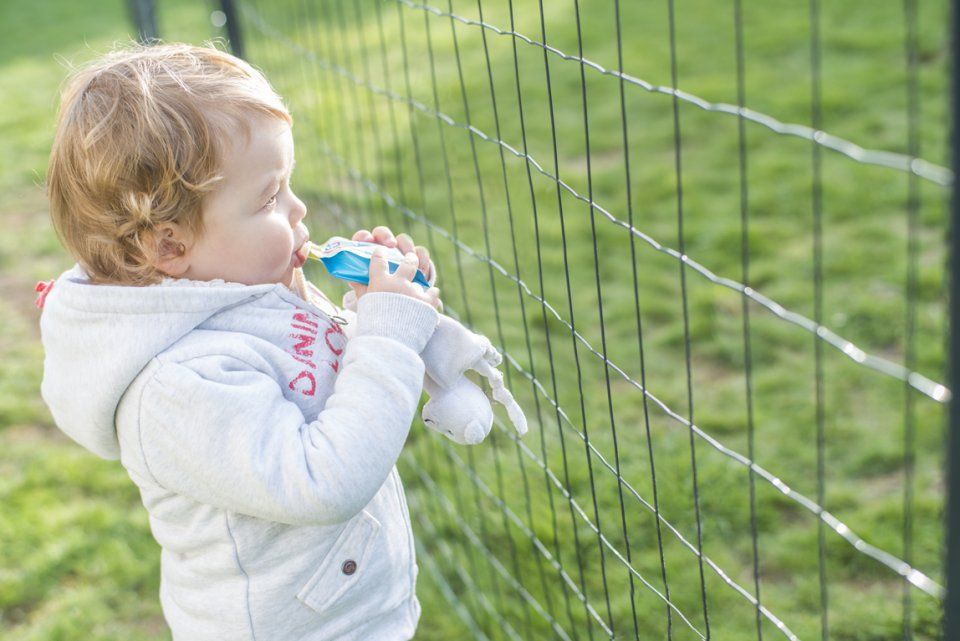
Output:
top-left (225, 512), bottom-right (257, 641)
top-left (136, 360), bottom-right (165, 488)
top-left (272, 285), bottom-right (336, 324)
top-left (136, 358), bottom-right (260, 641)
top-left (395, 469), bottom-right (419, 599)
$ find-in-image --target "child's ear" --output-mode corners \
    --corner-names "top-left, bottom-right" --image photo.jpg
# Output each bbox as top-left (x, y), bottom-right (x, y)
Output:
top-left (151, 224), bottom-right (192, 278)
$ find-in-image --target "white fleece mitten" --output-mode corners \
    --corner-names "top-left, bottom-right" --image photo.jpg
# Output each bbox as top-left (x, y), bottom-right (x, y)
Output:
top-left (341, 288), bottom-right (528, 445)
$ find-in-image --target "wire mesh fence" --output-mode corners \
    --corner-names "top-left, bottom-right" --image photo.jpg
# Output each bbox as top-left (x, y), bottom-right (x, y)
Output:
top-left (162, 0), bottom-right (953, 637)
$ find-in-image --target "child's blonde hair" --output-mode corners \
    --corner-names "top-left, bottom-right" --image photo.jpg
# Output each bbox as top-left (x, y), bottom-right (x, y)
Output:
top-left (46, 40), bottom-right (292, 285)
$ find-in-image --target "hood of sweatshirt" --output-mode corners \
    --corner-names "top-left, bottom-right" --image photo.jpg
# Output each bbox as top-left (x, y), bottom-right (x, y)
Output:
top-left (38, 263), bottom-right (283, 461)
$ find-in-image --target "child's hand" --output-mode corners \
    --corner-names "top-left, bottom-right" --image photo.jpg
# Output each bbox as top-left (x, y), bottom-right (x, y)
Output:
top-left (351, 227), bottom-right (434, 285)
top-left (353, 247), bottom-right (442, 311)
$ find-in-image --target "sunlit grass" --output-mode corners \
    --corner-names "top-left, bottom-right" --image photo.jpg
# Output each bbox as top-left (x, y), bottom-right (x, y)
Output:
top-left (1, 0), bottom-right (950, 639)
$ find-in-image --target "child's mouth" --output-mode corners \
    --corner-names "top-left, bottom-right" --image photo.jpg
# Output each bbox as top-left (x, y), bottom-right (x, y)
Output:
top-left (293, 244), bottom-right (308, 268)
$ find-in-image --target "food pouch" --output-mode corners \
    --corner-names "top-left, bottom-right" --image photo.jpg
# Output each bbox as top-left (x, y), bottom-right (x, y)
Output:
top-left (306, 235), bottom-right (431, 289)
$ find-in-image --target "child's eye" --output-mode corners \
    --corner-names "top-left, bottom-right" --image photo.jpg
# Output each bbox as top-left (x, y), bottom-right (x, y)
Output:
top-left (263, 191), bottom-right (279, 209)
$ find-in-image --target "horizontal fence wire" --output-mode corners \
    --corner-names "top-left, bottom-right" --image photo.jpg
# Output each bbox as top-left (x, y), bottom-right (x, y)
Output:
top-left (216, 0), bottom-right (951, 638)
top-left (310, 128), bottom-right (945, 604)
top-left (240, 2), bottom-right (951, 406)
top-left (393, 0), bottom-right (953, 188)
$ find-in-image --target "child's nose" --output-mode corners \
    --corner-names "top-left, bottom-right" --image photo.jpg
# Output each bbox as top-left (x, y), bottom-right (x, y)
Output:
top-left (290, 194), bottom-right (307, 224)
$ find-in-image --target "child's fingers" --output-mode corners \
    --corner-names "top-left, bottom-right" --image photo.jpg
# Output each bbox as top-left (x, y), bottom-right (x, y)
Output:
top-left (348, 281), bottom-right (367, 298)
top-left (426, 287), bottom-right (441, 309)
top-left (397, 234), bottom-right (432, 280)
top-left (368, 246), bottom-right (390, 284)
top-left (415, 246), bottom-right (430, 277)
top-left (392, 252), bottom-right (419, 281)
top-left (396, 233), bottom-right (415, 256)
top-left (372, 226), bottom-right (397, 248)
top-left (352, 229), bottom-right (373, 242)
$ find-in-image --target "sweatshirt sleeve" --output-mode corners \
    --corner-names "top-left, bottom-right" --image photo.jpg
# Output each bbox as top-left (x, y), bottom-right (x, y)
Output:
top-left (135, 292), bottom-right (439, 526)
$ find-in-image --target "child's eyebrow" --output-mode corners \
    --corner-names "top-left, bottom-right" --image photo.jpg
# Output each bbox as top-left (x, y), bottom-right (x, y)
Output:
top-left (255, 178), bottom-right (280, 201)
top-left (254, 159), bottom-right (296, 201)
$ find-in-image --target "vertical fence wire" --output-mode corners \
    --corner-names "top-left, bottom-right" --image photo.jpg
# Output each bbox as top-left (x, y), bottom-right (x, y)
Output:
top-left (217, 0), bottom-right (245, 57)
top-left (441, 4), bottom-right (521, 637)
top-left (504, 1), bottom-right (580, 636)
top-left (901, 0), bottom-right (921, 637)
top-left (946, 0), bottom-right (960, 636)
top-left (732, 0), bottom-right (764, 638)
top-left (392, 2), bottom-right (500, 634)
top-left (536, 0), bottom-right (599, 637)
top-left (213, 1), bottom-right (955, 638)
top-left (807, 0), bottom-right (830, 639)
top-left (469, 3), bottom-right (537, 636)
top-left (664, 0), bottom-right (712, 635)
top-left (570, 0), bottom-right (617, 634)
top-left (497, 1), bottom-right (568, 635)
top-left (610, 0), bottom-right (644, 638)
top-left (613, 0), bottom-right (676, 635)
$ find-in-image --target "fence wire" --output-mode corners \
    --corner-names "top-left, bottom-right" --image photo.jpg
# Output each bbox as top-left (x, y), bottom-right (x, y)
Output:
top-left (192, 0), bottom-right (954, 638)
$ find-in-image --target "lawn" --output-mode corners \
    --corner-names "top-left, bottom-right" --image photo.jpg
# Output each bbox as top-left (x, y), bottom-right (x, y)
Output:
top-left (0, 0), bottom-right (951, 639)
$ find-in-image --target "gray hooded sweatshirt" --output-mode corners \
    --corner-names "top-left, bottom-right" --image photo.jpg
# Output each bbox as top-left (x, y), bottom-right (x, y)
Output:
top-left (38, 263), bottom-right (440, 641)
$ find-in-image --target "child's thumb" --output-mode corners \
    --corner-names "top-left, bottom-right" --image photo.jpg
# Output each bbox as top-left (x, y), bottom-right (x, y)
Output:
top-left (368, 246), bottom-right (388, 280)
top-left (348, 281), bottom-right (367, 299)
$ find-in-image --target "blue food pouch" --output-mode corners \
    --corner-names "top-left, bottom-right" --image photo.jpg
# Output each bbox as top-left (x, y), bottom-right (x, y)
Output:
top-left (306, 236), bottom-right (431, 289)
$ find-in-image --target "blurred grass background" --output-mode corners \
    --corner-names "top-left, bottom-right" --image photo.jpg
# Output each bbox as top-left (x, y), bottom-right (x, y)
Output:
top-left (0, 0), bottom-right (951, 639)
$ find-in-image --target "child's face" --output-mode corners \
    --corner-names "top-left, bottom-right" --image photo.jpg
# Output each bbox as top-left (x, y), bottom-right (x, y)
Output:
top-left (175, 113), bottom-right (308, 289)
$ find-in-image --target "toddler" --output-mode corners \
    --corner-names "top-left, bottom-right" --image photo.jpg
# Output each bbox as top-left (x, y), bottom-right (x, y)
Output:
top-left (38, 41), bottom-right (442, 641)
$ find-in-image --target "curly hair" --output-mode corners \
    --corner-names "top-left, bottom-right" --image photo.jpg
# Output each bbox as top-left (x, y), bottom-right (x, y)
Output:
top-left (46, 40), bottom-right (292, 285)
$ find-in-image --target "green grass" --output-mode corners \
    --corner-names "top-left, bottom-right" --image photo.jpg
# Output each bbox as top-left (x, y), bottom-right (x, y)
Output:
top-left (1, 0), bottom-right (951, 639)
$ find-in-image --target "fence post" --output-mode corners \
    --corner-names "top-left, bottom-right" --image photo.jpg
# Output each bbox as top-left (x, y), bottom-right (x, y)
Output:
top-left (946, 0), bottom-right (960, 637)
top-left (218, 0), bottom-right (245, 59)
top-left (127, 0), bottom-right (158, 43)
